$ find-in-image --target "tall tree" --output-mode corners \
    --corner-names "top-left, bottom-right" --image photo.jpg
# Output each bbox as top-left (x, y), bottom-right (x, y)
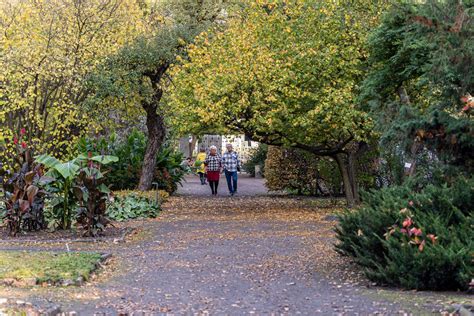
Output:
top-left (90, 0), bottom-right (231, 190)
top-left (170, 0), bottom-right (385, 205)
top-left (360, 0), bottom-right (474, 175)
top-left (0, 0), bottom-right (144, 170)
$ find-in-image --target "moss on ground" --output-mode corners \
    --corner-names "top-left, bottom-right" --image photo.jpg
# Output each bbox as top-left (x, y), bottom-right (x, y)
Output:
top-left (0, 251), bottom-right (102, 284)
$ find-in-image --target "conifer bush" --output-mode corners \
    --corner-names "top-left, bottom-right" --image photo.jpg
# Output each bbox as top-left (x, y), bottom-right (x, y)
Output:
top-left (336, 176), bottom-right (473, 291)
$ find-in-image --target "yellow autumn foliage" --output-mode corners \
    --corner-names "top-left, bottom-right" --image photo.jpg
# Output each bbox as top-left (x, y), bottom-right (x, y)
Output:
top-left (0, 0), bottom-right (146, 171)
top-left (169, 0), bottom-right (385, 150)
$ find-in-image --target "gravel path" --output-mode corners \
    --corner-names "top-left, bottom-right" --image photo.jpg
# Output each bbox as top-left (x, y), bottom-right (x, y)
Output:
top-left (0, 177), bottom-right (465, 314)
top-left (177, 173), bottom-right (269, 196)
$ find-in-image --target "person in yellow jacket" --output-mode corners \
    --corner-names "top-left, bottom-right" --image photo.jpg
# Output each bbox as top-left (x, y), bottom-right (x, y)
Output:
top-left (195, 148), bottom-right (207, 185)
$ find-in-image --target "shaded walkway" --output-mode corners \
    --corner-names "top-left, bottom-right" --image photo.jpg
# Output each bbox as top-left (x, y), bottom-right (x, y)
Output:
top-left (177, 173), bottom-right (269, 196)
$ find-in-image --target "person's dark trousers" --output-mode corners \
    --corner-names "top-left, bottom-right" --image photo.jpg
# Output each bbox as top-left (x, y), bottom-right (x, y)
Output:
top-left (209, 181), bottom-right (219, 195)
top-left (224, 170), bottom-right (238, 194)
top-left (198, 172), bottom-right (206, 185)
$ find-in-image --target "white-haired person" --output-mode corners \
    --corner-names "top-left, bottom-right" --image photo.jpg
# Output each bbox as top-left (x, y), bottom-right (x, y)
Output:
top-left (204, 145), bottom-right (222, 195)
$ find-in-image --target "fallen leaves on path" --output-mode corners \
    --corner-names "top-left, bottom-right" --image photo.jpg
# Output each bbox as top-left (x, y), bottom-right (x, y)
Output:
top-left (0, 195), bottom-right (468, 314)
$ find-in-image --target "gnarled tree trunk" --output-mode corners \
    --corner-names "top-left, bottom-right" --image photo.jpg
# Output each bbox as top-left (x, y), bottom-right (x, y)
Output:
top-left (334, 153), bottom-right (356, 208)
top-left (348, 151), bottom-right (360, 203)
top-left (137, 65), bottom-right (169, 191)
top-left (138, 100), bottom-right (166, 191)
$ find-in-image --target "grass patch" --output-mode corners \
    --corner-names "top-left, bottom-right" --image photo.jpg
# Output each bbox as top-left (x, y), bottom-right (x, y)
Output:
top-left (0, 251), bottom-right (102, 285)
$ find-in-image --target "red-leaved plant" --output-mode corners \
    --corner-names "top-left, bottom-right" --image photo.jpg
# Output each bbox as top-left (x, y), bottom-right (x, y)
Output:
top-left (384, 202), bottom-right (437, 252)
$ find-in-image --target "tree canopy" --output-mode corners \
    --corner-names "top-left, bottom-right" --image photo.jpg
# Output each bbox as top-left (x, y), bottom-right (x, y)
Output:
top-left (0, 0), bottom-right (145, 169)
top-left (360, 0), bottom-right (474, 172)
top-left (88, 0), bottom-right (231, 190)
top-left (169, 0), bottom-right (386, 204)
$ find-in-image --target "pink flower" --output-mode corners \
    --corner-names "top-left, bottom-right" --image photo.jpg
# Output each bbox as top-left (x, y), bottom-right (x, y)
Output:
top-left (20, 128), bottom-right (26, 135)
top-left (418, 240), bottom-right (425, 252)
top-left (427, 234), bottom-right (437, 244)
top-left (13, 137), bottom-right (18, 145)
top-left (400, 228), bottom-right (407, 234)
top-left (408, 201), bottom-right (414, 207)
top-left (21, 141), bottom-right (27, 149)
top-left (384, 227), bottom-right (396, 239)
top-left (402, 217), bottom-right (413, 228)
top-left (410, 227), bottom-right (422, 236)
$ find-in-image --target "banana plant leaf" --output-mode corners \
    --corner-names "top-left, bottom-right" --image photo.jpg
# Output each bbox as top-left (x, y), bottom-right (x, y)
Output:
top-left (83, 167), bottom-right (104, 179)
top-left (35, 154), bottom-right (61, 168)
top-left (98, 184), bottom-right (111, 194)
top-left (90, 155), bottom-right (119, 165)
top-left (38, 176), bottom-right (55, 185)
top-left (54, 162), bottom-right (80, 180)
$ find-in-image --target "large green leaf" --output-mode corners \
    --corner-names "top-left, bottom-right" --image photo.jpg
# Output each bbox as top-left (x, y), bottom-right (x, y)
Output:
top-left (72, 154), bottom-right (89, 165)
top-left (35, 154), bottom-right (61, 168)
top-left (98, 184), bottom-right (111, 194)
top-left (38, 176), bottom-right (56, 185)
top-left (90, 155), bottom-right (119, 165)
top-left (54, 162), bottom-right (80, 180)
top-left (83, 167), bottom-right (104, 179)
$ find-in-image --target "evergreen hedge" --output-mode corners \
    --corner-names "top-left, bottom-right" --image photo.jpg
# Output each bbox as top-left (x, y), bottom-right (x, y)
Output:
top-left (336, 176), bottom-right (473, 291)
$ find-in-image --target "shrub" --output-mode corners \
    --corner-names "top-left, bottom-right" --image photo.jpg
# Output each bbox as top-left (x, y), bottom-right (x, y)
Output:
top-left (36, 153), bottom-right (118, 236)
top-left (107, 191), bottom-right (162, 222)
top-left (335, 176), bottom-right (474, 291)
top-left (99, 130), bottom-right (146, 190)
top-left (1, 150), bottom-right (48, 236)
top-left (153, 146), bottom-right (186, 194)
top-left (112, 190), bottom-right (169, 204)
top-left (264, 146), bottom-right (342, 196)
top-left (243, 144), bottom-right (268, 177)
top-left (79, 130), bottom-right (186, 193)
top-left (0, 130), bottom-right (51, 236)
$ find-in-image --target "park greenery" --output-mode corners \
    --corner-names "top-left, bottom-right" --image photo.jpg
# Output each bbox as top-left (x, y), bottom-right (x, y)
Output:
top-left (0, 0), bottom-right (472, 292)
top-left (0, 251), bottom-right (103, 286)
top-left (107, 190), bottom-right (166, 222)
top-left (169, 0), bottom-right (386, 206)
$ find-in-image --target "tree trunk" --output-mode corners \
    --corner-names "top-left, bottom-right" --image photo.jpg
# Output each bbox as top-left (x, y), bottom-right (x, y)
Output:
top-left (138, 65), bottom-right (169, 191)
top-left (397, 86), bottom-right (411, 105)
top-left (334, 153), bottom-right (356, 207)
top-left (138, 98), bottom-right (166, 191)
top-left (398, 85), bottom-right (419, 178)
top-left (189, 134), bottom-right (198, 157)
top-left (347, 152), bottom-right (360, 204)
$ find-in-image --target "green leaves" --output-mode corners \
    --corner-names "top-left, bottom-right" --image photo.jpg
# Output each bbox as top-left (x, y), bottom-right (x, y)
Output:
top-left (73, 154), bottom-right (119, 165)
top-left (89, 155), bottom-right (119, 165)
top-left (360, 1), bottom-right (474, 171)
top-left (170, 1), bottom-right (382, 149)
top-left (107, 192), bottom-right (160, 222)
top-left (36, 155), bottom-right (80, 180)
top-left (36, 154), bottom-right (119, 180)
top-left (34, 152), bottom-right (118, 234)
top-left (336, 175), bottom-right (474, 291)
top-left (54, 162), bottom-right (80, 180)
top-left (0, 0), bottom-right (145, 172)
top-left (35, 154), bottom-right (61, 169)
